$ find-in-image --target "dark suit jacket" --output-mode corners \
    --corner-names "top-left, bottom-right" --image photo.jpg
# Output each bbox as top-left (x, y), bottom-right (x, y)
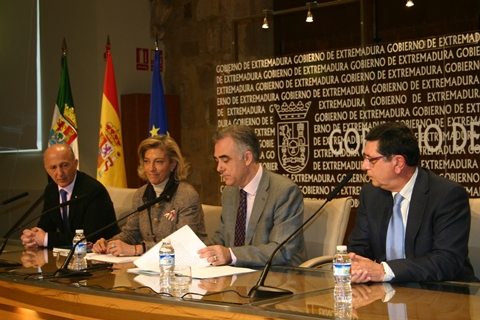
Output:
top-left (206, 169), bottom-right (307, 267)
top-left (348, 167), bottom-right (478, 282)
top-left (38, 171), bottom-right (120, 247)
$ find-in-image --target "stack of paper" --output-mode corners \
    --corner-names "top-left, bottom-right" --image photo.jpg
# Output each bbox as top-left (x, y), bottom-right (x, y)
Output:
top-left (133, 225), bottom-right (255, 279)
top-left (85, 225), bottom-right (256, 279)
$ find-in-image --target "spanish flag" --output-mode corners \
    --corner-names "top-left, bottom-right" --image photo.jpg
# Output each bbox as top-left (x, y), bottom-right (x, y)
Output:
top-left (96, 38), bottom-right (127, 187)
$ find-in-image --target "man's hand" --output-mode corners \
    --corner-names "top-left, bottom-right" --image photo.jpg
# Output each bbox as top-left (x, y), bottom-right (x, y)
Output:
top-left (350, 252), bottom-right (385, 283)
top-left (21, 248), bottom-right (47, 268)
top-left (21, 227), bottom-right (46, 248)
top-left (198, 276), bottom-right (233, 292)
top-left (197, 245), bottom-right (232, 266)
top-left (352, 283), bottom-right (386, 308)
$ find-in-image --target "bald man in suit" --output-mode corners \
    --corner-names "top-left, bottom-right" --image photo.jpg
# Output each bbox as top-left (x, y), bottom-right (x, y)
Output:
top-left (21, 144), bottom-right (119, 248)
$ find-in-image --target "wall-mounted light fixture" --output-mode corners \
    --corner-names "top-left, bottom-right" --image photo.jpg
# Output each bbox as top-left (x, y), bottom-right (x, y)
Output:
top-left (406, 0), bottom-right (414, 7)
top-left (306, 4), bottom-right (313, 22)
top-left (262, 10), bottom-right (269, 29)
top-left (262, 9), bottom-right (274, 29)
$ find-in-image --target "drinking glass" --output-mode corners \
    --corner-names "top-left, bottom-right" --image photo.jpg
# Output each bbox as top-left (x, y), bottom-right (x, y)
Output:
top-left (170, 265), bottom-right (192, 296)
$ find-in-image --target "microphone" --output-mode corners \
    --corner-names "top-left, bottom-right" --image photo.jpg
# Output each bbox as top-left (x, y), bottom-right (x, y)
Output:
top-left (248, 172), bottom-right (353, 298)
top-left (52, 192), bottom-right (174, 278)
top-left (0, 194), bottom-right (87, 268)
top-left (3, 194), bottom-right (44, 238)
top-left (0, 195), bottom-right (87, 255)
top-left (1, 192), bottom-right (29, 205)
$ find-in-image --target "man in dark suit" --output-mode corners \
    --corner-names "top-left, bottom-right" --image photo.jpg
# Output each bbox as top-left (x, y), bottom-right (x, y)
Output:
top-left (20, 144), bottom-right (119, 248)
top-left (348, 122), bottom-right (478, 283)
top-left (198, 125), bottom-right (307, 267)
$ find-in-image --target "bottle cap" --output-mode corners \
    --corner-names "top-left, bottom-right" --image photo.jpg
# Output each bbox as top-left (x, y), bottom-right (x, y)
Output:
top-left (337, 245), bottom-right (347, 251)
top-left (162, 238), bottom-right (171, 244)
top-left (75, 229), bottom-right (84, 234)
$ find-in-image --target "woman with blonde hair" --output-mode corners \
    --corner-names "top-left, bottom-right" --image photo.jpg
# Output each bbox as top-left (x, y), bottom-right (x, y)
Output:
top-left (93, 135), bottom-right (206, 256)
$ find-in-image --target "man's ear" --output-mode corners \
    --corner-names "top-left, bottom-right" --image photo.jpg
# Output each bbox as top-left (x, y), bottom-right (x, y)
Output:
top-left (244, 150), bottom-right (254, 166)
top-left (394, 155), bottom-right (406, 173)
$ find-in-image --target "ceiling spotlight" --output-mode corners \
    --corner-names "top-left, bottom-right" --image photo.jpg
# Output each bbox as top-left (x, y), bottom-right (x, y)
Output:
top-left (262, 16), bottom-right (269, 29)
top-left (262, 9), bottom-right (273, 29)
top-left (406, 0), bottom-right (414, 7)
top-left (306, 6), bottom-right (313, 22)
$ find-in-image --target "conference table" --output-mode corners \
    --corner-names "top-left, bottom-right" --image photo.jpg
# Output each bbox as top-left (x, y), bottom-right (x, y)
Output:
top-left (0, 241), bottom-right (479, 319)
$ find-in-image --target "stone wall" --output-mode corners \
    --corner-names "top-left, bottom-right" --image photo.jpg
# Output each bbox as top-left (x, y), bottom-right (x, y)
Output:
top-left (156, 0), bottom-right (273, 205)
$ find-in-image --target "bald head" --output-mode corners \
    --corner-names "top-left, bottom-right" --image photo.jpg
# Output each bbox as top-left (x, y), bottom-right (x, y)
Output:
top-left (44, 144), bottom-right (78, 188)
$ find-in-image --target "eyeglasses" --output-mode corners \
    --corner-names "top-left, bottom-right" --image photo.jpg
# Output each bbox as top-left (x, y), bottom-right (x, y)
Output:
top-left (362, 154), bottom-right (386, 166)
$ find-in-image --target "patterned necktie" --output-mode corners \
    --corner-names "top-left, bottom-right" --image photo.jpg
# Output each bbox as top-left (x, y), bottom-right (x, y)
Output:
top-left (234, 189), bottom-right (247, 247)
top-left (386, 193), bottom-right (405, 260)
top-left (60, 189), bottom-right (69, 233)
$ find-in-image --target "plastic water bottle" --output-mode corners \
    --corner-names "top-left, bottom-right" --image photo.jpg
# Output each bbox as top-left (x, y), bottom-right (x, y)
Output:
top-left (334, 286), bottom-right (352, 319)
top-left (72, 229), bottom-right (87, 260)
top-left (333, 245), bottom-right (352, 318)
top-left (159, 238), bottom-right (175, 291)
top-left (333, 245), bottom-right (351, 285)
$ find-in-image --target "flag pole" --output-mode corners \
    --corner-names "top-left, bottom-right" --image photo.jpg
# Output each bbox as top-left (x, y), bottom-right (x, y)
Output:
top-left (62, 38), bottom-right (67, 56)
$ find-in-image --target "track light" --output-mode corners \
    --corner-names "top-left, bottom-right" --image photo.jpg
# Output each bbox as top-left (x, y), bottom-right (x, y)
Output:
top-left (263, 1), bottom-right (357, 29)
top-left (406, 0), bottom-right (414, 7)
top-left (306, 5), bottom-right (313, 22)
top-left (262, 15), bottom-right (269, 29)
top-left (262, 9), bottom-right (273, 29)
top-left (255, 0), bottom-right (324, 29)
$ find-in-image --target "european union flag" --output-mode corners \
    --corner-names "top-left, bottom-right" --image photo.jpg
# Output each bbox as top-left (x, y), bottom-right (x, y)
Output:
top-left (149, 49), bottom-right (169, 137)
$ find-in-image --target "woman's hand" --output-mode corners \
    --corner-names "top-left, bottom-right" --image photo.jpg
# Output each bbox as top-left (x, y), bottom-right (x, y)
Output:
top-left (92, 238), bottom-right (109, 254)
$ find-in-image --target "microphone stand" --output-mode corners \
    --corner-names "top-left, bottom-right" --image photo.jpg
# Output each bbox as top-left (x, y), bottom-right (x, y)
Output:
top-left (0, 193), bottom-right (39, 267)
top-left (248, 173), bottom-right (353, 298)
top-left (52, 192), bottom-right (173, 278)
top-left (0, 195), bottom-right (86, 268)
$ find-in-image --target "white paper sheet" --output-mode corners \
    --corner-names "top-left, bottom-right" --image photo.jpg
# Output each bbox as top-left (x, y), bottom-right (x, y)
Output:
top-left (190, 265), bottom-right (256, 279)
top-left (132, 225), bottom-right (256, 278)
top-left (128, 265), bottom-right (256, 279)
top-left (134, 225), bottom-right (210, 271)
top-left (86, 252), bottom-right (139, 264)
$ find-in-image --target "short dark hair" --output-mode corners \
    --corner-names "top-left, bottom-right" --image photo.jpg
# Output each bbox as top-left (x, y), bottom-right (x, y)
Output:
top-left (213, 125), bottom-right (260, 162)
top-left (365, 122), bottom-right (420, 166)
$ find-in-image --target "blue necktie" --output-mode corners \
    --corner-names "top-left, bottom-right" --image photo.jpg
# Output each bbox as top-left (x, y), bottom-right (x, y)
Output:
top-left (234, 189), bottom-right (247, 247)
top-left (60, 189), bottom-right (69, 232)
top-left (386, 193), bottom-right (405, 261)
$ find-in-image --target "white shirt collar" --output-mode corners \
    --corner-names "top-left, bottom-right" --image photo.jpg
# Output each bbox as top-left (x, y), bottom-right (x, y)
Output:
top-left (58, 173), bottom-right (77, 200)
top-left (241, 164), bottom-right (263, 196)
top-left (394, 167), bottom-right (418, 202)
